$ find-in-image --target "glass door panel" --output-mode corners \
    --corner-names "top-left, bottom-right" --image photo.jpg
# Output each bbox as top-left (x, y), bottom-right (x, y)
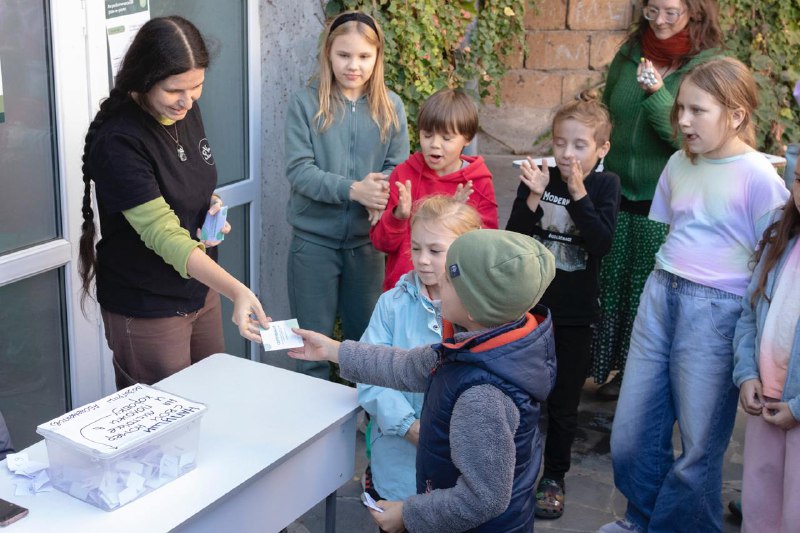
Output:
top-left (0, 1), bottom-right (59, 254)
top-left (0, 0), bottom-right (72, 447)
top-left (0, 270), bottom-right (69, 448)
top-left (150, 0), bottom-right (248, 187)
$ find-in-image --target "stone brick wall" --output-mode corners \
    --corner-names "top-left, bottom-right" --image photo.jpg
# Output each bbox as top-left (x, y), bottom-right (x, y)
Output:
top-left (478, 0), bottom-right (635, 154)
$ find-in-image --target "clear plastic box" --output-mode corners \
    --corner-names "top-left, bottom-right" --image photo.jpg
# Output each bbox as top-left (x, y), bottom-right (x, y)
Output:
top-left (36, 384), bottom-right (206, 511)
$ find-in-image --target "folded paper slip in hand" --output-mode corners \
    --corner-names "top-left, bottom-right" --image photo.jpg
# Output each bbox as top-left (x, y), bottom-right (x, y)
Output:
top-left (260, 319), bottom-right (304, 351)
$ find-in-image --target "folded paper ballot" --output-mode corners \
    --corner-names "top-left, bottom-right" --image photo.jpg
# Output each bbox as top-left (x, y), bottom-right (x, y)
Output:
top-left (361, 491), bottom-right (384, 513)
top-left (260, 319), bottom-right (304, 351)
top-left (512, 156), bottom-right (556, 168)
top-left (200, 205), bottom-right (228, 242)
top-left (5, 452), bottom-right (53, 496)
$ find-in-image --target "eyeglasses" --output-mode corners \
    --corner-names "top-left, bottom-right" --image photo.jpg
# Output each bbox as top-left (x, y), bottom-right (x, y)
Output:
top-left (642, 6), bottom-right (685, 24)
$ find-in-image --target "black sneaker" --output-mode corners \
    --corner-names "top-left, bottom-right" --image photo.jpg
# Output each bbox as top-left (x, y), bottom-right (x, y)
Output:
top-left (597, 373), bottom-right (622, 400)
top-left (728, 499), bottom-right (742, 523)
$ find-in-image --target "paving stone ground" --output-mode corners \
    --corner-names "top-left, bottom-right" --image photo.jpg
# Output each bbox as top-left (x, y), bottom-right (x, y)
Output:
top-left (290, 379), bottom-right (744, 533)
top-left (289, 155), bottom-right (744, 533)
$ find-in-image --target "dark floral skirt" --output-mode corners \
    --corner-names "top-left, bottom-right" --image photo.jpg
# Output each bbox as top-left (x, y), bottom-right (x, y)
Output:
top-left (590, 211), bottom-right (668, 383)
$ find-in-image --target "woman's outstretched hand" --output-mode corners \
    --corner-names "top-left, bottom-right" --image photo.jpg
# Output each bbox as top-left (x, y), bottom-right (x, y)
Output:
top-left (233, 288), bottom-right (270, 343)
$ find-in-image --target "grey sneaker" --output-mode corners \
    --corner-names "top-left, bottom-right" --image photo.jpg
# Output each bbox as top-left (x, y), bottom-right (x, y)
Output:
top-left (597, 519), bottom-right (641, 533)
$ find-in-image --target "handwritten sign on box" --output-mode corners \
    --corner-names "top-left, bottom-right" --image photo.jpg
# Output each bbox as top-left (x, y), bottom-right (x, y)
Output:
top-left (37, 384), bottom-right (206, 456)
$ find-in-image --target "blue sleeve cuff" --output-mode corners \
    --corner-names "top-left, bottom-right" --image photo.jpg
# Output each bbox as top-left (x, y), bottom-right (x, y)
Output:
top-left (397, 412), bottom-right (417, 437)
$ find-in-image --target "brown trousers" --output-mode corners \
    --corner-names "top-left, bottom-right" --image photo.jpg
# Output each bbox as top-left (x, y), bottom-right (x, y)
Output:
top-left (101, 289), bottom-right (224, 390)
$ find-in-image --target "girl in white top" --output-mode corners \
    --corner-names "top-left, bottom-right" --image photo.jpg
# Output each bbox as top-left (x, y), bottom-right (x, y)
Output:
top-left (601, 57), bottom-right (788, 533)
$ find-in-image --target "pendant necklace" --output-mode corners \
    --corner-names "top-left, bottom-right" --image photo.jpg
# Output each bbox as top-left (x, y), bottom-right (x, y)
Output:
top-left (160, 123), bottom-right (187, 162)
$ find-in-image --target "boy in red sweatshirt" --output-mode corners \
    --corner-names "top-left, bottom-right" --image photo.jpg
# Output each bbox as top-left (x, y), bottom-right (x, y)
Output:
top-left (371, 89), bottom-right (498, 291)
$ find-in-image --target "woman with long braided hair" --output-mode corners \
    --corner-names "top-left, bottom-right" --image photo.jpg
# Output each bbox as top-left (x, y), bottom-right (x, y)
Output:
top-left (79, 16), bottom-right (269, 389)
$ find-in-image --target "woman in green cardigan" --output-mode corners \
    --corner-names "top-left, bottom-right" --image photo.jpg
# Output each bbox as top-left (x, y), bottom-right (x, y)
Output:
top-left (592, 0), bottom-right (723, 399)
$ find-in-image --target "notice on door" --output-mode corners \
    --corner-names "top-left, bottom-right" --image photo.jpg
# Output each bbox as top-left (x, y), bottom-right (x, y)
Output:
top-left (105, 0), bottom-right (151, 79)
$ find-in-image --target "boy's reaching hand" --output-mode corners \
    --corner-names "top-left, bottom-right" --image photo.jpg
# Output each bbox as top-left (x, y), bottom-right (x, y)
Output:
top-left (394, 180), bottom-right (413, 220)
top-left (372, 500), bottom-right (405, 533)
top-left (288, 328), bottom-right (341, 364)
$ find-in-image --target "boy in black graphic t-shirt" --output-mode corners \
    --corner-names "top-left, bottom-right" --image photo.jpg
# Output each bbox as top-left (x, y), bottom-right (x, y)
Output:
top-left (506, 92), bottom-right (620, 520)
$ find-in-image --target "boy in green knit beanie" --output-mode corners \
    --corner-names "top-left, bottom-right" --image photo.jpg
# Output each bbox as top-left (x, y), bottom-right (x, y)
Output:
top-left (289, 229), bottom-right (558, 533)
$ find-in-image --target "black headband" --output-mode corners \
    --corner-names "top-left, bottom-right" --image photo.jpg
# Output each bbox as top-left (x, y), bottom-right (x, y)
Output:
top-left (329, 12), bottom-right (378, 35)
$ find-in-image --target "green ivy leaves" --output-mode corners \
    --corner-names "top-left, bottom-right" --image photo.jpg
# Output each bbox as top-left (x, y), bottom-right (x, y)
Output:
top-left (323, 2), bottom-right (800, 153)
top-left (721, 1), bottom-right (800, 152)
top-left (327, 0), bottom-right (530, 148)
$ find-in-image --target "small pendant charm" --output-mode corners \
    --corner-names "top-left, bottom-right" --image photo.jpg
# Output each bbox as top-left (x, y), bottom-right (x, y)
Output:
top-left (177, 144), bottom-right (187, 162)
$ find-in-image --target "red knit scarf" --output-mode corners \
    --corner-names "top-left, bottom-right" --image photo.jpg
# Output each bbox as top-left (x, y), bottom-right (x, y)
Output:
top-left (641, 26), bottom-right (691, 68)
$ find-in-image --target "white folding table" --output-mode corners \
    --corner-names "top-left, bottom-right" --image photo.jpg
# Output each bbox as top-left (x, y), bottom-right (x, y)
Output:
top-left (0, 354), bottom-right (359, 532)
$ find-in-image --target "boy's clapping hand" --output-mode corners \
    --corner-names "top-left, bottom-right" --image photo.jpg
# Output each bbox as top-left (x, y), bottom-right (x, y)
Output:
top-left (519, 157), bottom-right (549, 213)
top-left (453, 180), bottom-right (474, 203)
top-left (519, 157), bottom-right (549, 197)
top-left (372, 500), bottom-right (405, 533)
top-left (564, 159), bottom-right (588, 201)
top-left (288, 328), bottom-right (341, 364)
top-left (393, 180), bottom-right (413, 220)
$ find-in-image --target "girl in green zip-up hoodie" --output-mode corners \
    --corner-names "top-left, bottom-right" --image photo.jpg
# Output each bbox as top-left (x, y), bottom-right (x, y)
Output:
top-left (284, 11), bottom-right (410, 380)
top-left (591, 0), bottom-right (723, 399)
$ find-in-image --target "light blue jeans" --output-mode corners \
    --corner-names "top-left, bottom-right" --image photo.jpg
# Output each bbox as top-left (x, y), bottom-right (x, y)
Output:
top-left (610, 269), bottom-right (740, 533)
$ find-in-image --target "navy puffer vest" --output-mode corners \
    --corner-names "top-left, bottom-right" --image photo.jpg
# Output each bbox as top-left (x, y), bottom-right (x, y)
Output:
top-left (416, 308), bottom-right (555, 532)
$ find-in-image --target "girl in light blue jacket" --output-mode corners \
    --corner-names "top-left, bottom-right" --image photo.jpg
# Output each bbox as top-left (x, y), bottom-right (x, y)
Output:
top-left (358, 195), bottom-right (481, 500)
top-left (733, 178), bottom-right (800, 532)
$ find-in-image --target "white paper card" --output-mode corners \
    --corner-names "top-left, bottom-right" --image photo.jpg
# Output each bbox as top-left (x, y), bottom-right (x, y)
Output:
top-left (512, 157), bottom-right (556, 168)
top-left (260, 319), bottom-right (304, 351)
top-left (361, 491), bottom-right (384, 513)
top-left (5, 453), bottom-right (29, 473)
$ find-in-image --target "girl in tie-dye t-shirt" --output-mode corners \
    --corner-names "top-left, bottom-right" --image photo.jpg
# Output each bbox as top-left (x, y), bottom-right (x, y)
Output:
top-left (601, 57), bottom-right (788, 533)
